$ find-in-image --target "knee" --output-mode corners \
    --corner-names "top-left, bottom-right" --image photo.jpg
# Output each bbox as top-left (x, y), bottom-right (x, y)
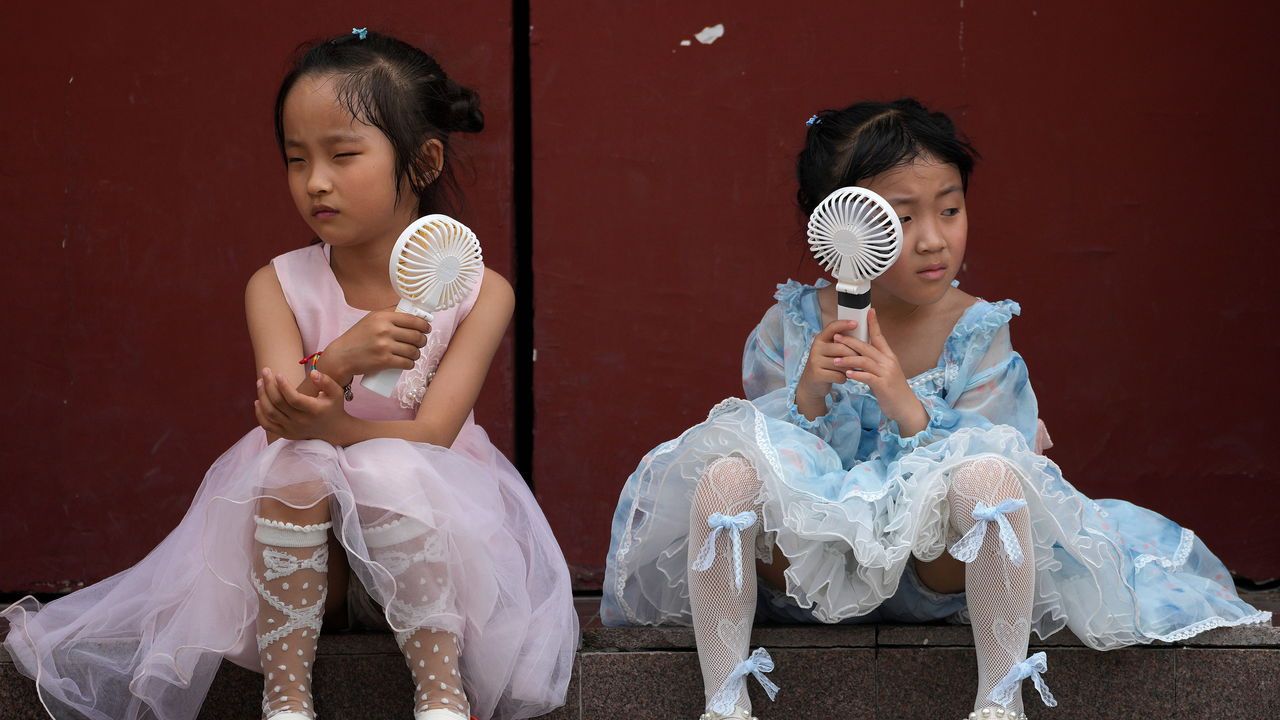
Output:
top-left (948, 456), bottom-right (1024, 505)
top-left (257, 485), bottom-right (331, 524)
top-left (692, 456), bottom-right (761, 512)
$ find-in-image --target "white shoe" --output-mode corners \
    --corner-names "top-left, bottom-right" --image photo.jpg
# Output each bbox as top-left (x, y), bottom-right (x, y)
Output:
top-left (265, 712), bottom-right (313, 720)
top-left (416, 709), bottom-right (471, 720)
top-left (700, 709), bottom-right (756, 720)
top-left (966, 709), bottom-right (1027, 720)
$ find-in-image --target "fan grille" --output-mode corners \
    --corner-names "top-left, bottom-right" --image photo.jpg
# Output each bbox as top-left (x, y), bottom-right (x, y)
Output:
top-left (807, 187), bottom-right (902, 281)
top-left (393, 216), bottom-right (484, 311)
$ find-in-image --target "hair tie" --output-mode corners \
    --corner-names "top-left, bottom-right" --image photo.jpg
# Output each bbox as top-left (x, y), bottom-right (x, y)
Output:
top-left (352, 27), bottom-right (368, 40)
top-left (806, 114), bottom-right (821, 127)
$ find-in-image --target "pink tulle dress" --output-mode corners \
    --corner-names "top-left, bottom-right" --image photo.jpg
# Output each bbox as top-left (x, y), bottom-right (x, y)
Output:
top-left (2, 244), bottom-right (579, 720)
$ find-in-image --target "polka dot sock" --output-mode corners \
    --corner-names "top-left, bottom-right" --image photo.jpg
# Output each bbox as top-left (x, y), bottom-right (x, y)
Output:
top-left (252, 517), bottom-right (331, 719)
top-left (396, 628), bottom-right (469, 718)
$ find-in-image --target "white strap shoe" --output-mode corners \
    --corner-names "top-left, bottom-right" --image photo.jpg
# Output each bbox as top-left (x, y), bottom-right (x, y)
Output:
top-left (966, 709), bottom-right (1027, 720)
top-left (416, 709), bottom-right (471, 720)
top-left (699, 709), bottom-right (756, 720)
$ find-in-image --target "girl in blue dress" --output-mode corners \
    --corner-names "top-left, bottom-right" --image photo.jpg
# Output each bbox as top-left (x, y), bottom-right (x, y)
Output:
top-left (601, 98), bottom-right (1270, 720)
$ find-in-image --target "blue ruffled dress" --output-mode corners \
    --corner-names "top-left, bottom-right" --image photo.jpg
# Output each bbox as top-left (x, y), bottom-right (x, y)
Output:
top-left (602, 279), bottom-right (1270, 649)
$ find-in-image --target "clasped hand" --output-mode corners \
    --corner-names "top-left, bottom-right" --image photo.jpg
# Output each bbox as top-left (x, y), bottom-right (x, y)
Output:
top-left (798, 308), bottom-right (923, 426)
top-left (254, 367), bottom-right (348, 441)
top-left (254, 307), bottom-right (432, 441)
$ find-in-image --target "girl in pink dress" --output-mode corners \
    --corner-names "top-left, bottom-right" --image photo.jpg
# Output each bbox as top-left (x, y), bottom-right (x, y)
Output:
top-left (2, 29), bottom-right (578, 720)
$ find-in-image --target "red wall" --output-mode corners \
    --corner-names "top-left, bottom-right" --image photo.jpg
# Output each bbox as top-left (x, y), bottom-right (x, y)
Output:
top-left (3, 2), bottom-right (1278, 594)
top-left (530, 2), bottom-right (1280, 583)
top-left (0, 3), bottom-right (516, 592)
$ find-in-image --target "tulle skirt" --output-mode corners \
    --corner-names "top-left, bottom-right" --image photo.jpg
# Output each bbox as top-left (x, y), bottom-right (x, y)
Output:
top-left (602, 398), bottom-right (1271, 649)
top-left (3, 424), bottom-right (578, 720)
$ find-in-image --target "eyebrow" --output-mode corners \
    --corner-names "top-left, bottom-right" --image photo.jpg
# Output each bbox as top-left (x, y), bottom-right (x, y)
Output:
top-left (885, 186), bottom-right (961, 205)
top-left (283, 132), bottom-right (366, 149)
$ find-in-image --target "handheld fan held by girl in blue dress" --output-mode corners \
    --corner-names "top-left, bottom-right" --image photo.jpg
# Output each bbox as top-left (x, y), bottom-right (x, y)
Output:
top-left (361, 214), bottom-right (484, 397)
top-left (806, 186), bottom-right (903, 342)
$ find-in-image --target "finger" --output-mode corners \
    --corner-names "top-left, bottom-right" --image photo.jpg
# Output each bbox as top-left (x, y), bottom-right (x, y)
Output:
top-left (832, 333), bottom-right (882, 360)
top-left (255, 391), bottom-right (288, 428)
top-left (838, 354), bottom-right (880, 374)
top-left (391, 326), bottom-right (429, 348)
top-left (273, 373), bottom-right (309, 413)
top-left (310, 370), bottom-right (343, 400)
top-left (867, 309), bottom-right (892, 354)
top-left (260, 369), bottom-right (293, 419)
top-left (819, 319), bottom-right (860, 342)
top-left (390, 313), bottom-right (432, 334)
top-left (254, 400), bottom-right (285, 435)
top-left (825, 337), bottom-right (864, 358)
top-left (278, 374), bottom-right (326, 414)
top-left (389, 341), bottom-right (423, 362)
top-left (846, 370), bottom-right (879, 385)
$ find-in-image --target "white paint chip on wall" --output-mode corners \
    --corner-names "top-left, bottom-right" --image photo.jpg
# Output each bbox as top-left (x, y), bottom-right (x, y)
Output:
top-left (695, 24), bottom-right (725, 45)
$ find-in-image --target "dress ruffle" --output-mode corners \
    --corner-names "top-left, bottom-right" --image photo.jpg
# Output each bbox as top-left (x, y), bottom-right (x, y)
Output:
top-left (603, 280), bottom-right (1270, 651)
top-left (3, 425), bottom-right (577, 720)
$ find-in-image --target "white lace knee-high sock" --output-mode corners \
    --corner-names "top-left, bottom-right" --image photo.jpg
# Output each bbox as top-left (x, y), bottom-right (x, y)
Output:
top-left (364, 515), bottom-right (470, 719)
top-left (948, 458), bottom-right (1055, 715)
top-left (253, 517), bottom-right (331, 720)
top-left (688, 457), bottom-right (779, 717)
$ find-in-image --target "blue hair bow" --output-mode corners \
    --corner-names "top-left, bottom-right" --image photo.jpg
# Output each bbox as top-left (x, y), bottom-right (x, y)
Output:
top-left (806, 114), bottom-right (821, 126)
top-left (352, 27), bottom-right (369, 40)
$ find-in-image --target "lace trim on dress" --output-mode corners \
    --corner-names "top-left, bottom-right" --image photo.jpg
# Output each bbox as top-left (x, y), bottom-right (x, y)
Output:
top-left (1133, 528), bottom-right (1195, 571)
top-left (396, 331), bottom-right (448, 409)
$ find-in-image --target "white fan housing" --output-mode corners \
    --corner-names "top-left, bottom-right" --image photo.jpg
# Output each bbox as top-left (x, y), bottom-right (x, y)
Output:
top-left (806, 186), bottom-right (903, 340)
top-left (361, 214), bottom-right (485, 397)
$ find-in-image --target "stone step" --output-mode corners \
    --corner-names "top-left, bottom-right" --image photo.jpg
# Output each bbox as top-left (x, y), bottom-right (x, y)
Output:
top-left (3, 593), bottom-right (1277, 719)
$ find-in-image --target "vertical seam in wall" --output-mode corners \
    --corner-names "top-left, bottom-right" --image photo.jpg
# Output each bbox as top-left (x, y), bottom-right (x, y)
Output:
top-left (512, 0), bottom-right (535, 487)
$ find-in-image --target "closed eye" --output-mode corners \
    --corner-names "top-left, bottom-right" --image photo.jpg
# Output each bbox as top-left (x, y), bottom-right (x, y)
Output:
top-left (334, 152), bottom-right (360, 159)
top-left (286, 157), bottom-right (305, 164)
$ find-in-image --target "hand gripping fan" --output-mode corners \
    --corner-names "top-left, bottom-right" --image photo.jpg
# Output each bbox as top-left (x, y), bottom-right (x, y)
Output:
top-left (360, 214), bottom-right (484, 397)
top-left (806, 186), bottom-right (903, 342)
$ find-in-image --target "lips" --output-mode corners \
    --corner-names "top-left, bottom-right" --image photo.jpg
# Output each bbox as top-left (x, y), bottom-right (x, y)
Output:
top-left (312, 205), bottom-right (339, 218)
top-left (917, 263), bottom-right (947, 280)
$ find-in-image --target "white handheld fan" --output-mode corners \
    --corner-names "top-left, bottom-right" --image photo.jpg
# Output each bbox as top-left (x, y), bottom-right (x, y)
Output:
top-left (360, 214), bottom-right (484, 397)
top-left (806, 186), bottom-right (903, 342)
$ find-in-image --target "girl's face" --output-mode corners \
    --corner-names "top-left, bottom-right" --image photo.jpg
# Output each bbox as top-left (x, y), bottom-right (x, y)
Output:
top-left (863, 155), bottom-right (968, 307)
top-left (281, 73), bottom-right (418, 247)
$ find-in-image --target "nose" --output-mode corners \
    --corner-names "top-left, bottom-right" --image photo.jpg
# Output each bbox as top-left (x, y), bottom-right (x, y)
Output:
top-left (913, 217), bottom-right (947, 254)
top-left (306, 164), bottom-right (332, 196)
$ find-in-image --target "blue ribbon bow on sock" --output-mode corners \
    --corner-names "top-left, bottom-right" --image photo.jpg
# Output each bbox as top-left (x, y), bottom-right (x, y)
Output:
top-left (708, 647), bottom-right (780, 714)
top-left (692, 510), bottom-right (758, 592)
top-left (988, 651), bottom-right (1057, 709)
top-left (949, 498), bottom-right (1028, 566)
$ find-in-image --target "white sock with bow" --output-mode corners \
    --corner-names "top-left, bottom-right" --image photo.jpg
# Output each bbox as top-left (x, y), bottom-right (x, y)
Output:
top-left (253, 517), bottom-right (331, 720)
top-left (688, 457), bottom-right (777, 717)
top-left (948, 458), bottom-right (1054, 716)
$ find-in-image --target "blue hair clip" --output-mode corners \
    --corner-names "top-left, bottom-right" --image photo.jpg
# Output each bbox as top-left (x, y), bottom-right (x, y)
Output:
top-left (806, 114), bottom-right (821, 127)
top-left (352, 27), bottom-right (368, 40)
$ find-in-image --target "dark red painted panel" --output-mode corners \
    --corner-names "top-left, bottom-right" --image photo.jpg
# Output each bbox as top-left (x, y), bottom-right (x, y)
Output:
top-left (0, 3), bottom-right (515, 592)
top-left (531, 3), bottom-right (1280, 582)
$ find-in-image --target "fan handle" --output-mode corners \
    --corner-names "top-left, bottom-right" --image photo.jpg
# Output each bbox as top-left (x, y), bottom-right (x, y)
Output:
top-left (360, 298), bottom-right (436, 397)
top-left (836, 280), bottom-right (870, 342)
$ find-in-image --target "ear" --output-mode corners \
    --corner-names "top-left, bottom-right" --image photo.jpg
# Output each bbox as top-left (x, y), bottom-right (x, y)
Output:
top-left (419, 138), bottom-right (445, 183)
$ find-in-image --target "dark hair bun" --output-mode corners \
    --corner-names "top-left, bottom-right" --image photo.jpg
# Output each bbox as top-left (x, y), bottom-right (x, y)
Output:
top-left (444, 80), bottom-right (484, 134)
